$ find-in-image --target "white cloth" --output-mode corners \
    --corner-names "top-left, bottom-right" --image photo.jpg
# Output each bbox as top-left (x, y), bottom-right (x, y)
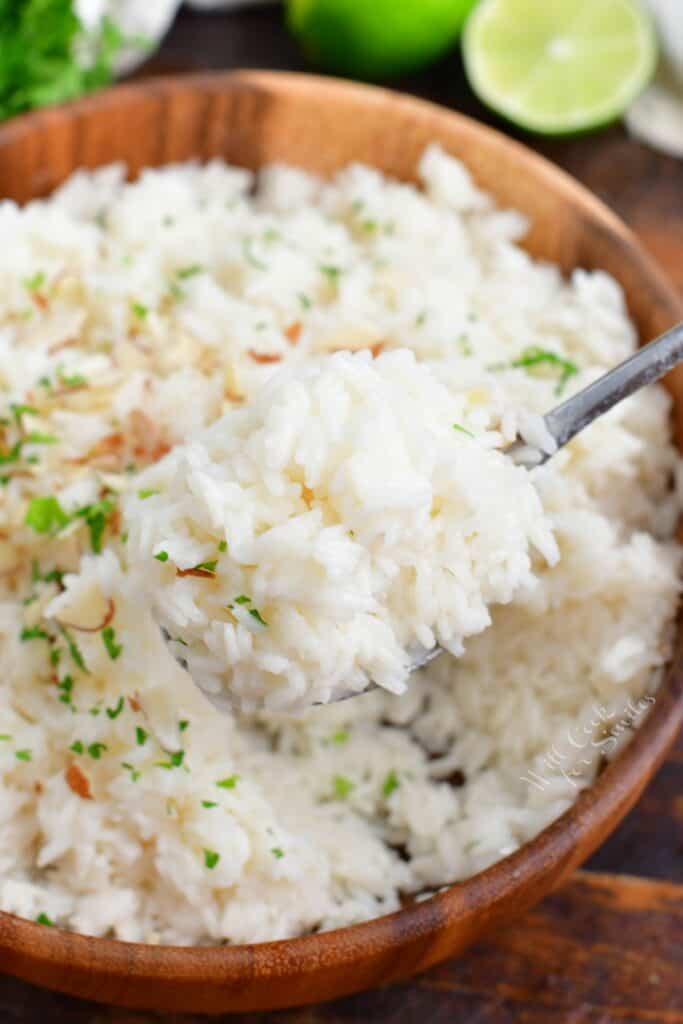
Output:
top-left (626, 0), bottom-right (683, 158)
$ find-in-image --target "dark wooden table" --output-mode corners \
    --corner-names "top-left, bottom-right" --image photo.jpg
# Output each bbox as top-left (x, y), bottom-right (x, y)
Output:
top-left (3, 5), bottom-right (683, 1021)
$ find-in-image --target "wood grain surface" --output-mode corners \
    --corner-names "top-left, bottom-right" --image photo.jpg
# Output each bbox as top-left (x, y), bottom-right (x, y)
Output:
top-left (1, 5), bottom-right (683, 1021)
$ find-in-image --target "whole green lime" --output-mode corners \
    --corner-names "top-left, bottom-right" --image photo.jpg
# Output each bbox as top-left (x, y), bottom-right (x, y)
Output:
top-left (286, 0), bottom-right (479, 80)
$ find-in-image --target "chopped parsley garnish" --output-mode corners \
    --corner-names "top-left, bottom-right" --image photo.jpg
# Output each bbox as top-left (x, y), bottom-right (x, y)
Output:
top-left (263, 228), bottom-right (280, 243)
top-left (0, 734), bottom-right (12, 741)
top-left (452, 424), bottom-right (474, 438)
top-left (216, 774), bottom-right (239, 789)
top-left (25, 432), bottom-right (58, 445)
top-left (331, 729), bottom-right (349, 745)
top-left (102, 627), bottom-right (122, 662)
top-left (36, 913), bottom-right (54, 926)
top-left (457, 334), bottom-right (473, 357)
top-left (242, 237), bottom-right (267, 271)
top-left (32, 561), bottom-right (63, 585)
top-left (382, 770), bottom-right (400, 797)
top-left (57, 368), bottom-right (87, 389)
top-left (75, 498), bottom-right (114, 553)
top-left (298, 292), bottom-right (311, 310)
top-left (50, 648), bottom-right (62, 668)
top-left (10, 402), bottom-right (38, 424)
top-left (154, 550), bottom-right (169, 562)
top-left (70, 741), bottom-right (84, 754)
top-left (22, 594), bottom-right (38, 606)
top-left (131, 301), bottom-right (148, 320)
top-left (332, 775), bottom-right (354, 799)
top-left (25, 495), bottom-right (70, 533)
top-left (234, 595), bottom-right (251, 605)
top-left (218, 540), bottom-right (227, 553)
top-left (248, 608), bottom-right (268, 627)
top-left (361, 219), bottom-right (377, 233)
top-left (58, 676), bottom-right (74, 705)
top-left (192, 560), bottom-right (217, 574)
top-left (137, 489), bottom-right (159, 500)
top-left (271, 847), bottom-right (284, 859)
top-left (319, 264), bottom-right (341, 282)
top-left (24, 271), bottom-right (45, 292)
top-left (106, 696), bottom-right (124, 719)
top-left (179, 720), bottom-right (189, 733)
top-left (203, 849), bottom-right (220, 870)
top-left (510, 347), bottom-right (578, 396)
top-left (15, 749), bottom-right (32, 762)
top-left (201, 800), bottom-right (218, 809)
top-left (121, 762), bottom-right (141, 782)
top-left (20, 625), bottom-right (49, 642)
top-left (156, 750), bottom-right (184, 770)
top-left (0, 440), bottom-right (23, 466)
top-left (176, 264), bottom-right (203, 279)
top-left (87, 742), bottom-right (107, 760)
top-left (59, 626), bottom-right (88, 674)
top-left (136, 727), bottom-right (148, 747)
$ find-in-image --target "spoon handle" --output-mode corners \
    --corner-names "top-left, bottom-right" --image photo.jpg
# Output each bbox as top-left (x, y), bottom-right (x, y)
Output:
top-left (519, 320), bottom-right (683, 466)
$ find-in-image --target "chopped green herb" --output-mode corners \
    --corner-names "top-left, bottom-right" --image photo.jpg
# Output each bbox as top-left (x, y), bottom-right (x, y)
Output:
top-left (176, 264), bottom-right (203, 279)
top-left (298, 292), bottom-right (311, 310)
top-left (457, 334), bottom-right (473, 357)
top-left (15, 749), bottom-right (32, 762)
top-left (75, 498), bottom-right (114, 553)
top-left (49, 648), bottom-right (62, 668)
top-left (22, 594), bottom-right (38, 606)
top-left (452, 424), bottom-right (474, 438)
top-left (121, 762), bottom-right (141, 782)
top-left (0, 440), bottom-right (23, 466)
top-left (193, 560), bottom-right (217, 574)
top-left (25, 495), bottom-right (70, 533)
top-left (137, 489), bottom-right (159, 500)
top-left (154, 550), bottom-right (169, 562)
top-left (106, 696), bottom-right (124, 719)
top-left (130, 301), bottom-right (148, 320)
top-left (331, 729), bottom-right (349, 745)
top-left (216, 774), bottom-right (239, 789)
top-left (102, 627), bottom-right (122, 662)
top-left (510, 347), bottom-right (578, 396)
top-left (168, 281), bottom-right (185, 302)
top-left (87, 742), bottom-right (107, 760)
top-left (10, 402), bottom-right (38, 424)
top-left (24, 271), bottom-right (45, 292)
top-left (36, 913), bottom-right (53, 927)
top-left (57, 368), bottom-right (87, 389)
top-left (59, 626), bottom-right (88, 674)
top-left (248, 607), bottom-right (268, 627)
top-left (179, 720), bottom-right (189, 733)
top-left (156, 750), bottom-right (185, 770)
top-left (173, 636), bottom-right (188, 647)
top-left (201, 800), bottom-right (218, 809)
top-left (319, 264), bottom-right (341, 282)
top-left (20, 626), bottom-right (49, 642)
top-left (89, 705), bottom-right (102, 716)
top-left (135, 726), bottom-right (148, 747)
top-left (332, 775), bottom-right (354, 799)
top-left (218, 540), bottom-right (227, 553)
top-left (416, 310), bottom-right (427, 327)
top-left (271, 847), bottom-right (284, 859)
top-left (70, 740), bottom-right (84, 754)
top-left (242, 237), bottom-right (267, 271)
top-left (203, 848), bottom-right (220, 870)
top-left (0, 734), bottom-right (12, 741)
top-left (382, 770), bottom-right (400, 797)
top-left (57, 676), bottom-right (74, 705)
top-left (25, 432), bottom-right (58, 445)
top-left (234, 595), bottom-right (250, 606)
top-left (361, 219), bottom-right (377, 233)
top-left (263, 228), bottom-right (280, 243)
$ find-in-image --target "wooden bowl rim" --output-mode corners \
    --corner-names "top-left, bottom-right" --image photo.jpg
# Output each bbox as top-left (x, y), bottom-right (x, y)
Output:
top-left (0, 69), bottom-right (682, 995)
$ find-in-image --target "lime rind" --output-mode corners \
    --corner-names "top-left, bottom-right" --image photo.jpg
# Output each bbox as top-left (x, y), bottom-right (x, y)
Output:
top-left (463, 0), bottom-right (658, 135)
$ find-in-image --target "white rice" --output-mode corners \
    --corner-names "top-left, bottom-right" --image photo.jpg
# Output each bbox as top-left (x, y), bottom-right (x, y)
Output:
top-left (0, 146), bottom-right (679, 945)
top-left (125, 349), bottom-right (558, 710)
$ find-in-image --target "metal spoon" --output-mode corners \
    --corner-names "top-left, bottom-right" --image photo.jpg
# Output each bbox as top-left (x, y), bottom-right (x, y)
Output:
top-left (164, 320), bottom-right (683, 706)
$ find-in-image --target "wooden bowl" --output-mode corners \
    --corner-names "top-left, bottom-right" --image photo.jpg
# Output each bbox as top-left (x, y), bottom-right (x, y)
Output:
top-left (0, 71), bottom-right (681, 1015)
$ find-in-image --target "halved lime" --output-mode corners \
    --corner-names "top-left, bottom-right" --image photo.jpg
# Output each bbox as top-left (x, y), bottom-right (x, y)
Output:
top-left (287, 0), bottom-right (478, 81)
top-left (463, 0), bottom-right (658, 135)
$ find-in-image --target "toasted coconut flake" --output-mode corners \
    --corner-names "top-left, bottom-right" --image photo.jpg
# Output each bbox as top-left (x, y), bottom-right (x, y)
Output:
top-left (248, 350), bottom-right (283, 364)
top-left (176, 567), bottom-right (215, 579)
top-left (370, 342), bottom-right (385, 358)
top-left (224, 388), bottom-right (246, 404)
top-left (284, 322), bottom-right (302, 345)
top-left (128, 694), bottom-right (142, 712)
top-left (66, 761), bottom-right (93, 800)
